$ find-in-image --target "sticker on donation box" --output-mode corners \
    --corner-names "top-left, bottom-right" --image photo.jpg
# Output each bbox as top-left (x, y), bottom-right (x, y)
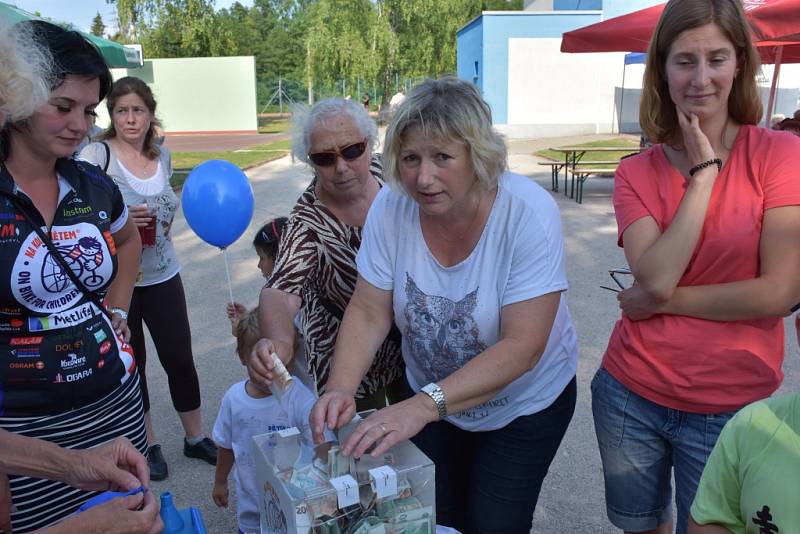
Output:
top-left (369, 465), bottom-right (398, 499)
top-left (329, 474), bottom-right (359, 508)
top-left (277, 427), bottom-right (300, 438)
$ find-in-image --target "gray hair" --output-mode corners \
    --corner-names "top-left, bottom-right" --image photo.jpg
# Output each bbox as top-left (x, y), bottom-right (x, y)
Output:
top-left (291, 98), bottom-right (378, 165)
top-left (383, 76), bottom-right (507, 191)
top-left (0, 18), bottom-right (53, 125)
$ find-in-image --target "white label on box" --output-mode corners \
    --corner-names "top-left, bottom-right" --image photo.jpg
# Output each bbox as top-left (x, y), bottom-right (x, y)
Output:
top-left (329, 474), bottom-right (359, 508)
top-left (368, 465), bottom-right (398, 499)
top-left (277, 427), bottom-right (300, 438)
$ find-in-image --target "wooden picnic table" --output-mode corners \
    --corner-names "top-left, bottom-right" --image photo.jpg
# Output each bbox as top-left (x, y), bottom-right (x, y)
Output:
top-left (551, 146), bottom-right (640, 199)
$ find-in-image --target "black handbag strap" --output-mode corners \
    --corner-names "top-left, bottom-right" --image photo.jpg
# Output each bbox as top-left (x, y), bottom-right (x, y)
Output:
top-left (6, 194), bottom-right (112, 321)
top-left (101, 141), bottom-right (111, 173)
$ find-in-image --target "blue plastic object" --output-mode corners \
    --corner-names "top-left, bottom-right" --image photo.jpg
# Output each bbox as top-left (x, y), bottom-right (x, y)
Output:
top-left (181, 159), bottom-right (254, 249)
top-left (159, 491), bottom-right (207, 534)
top-left (76, 485), bottom-right (146, 513)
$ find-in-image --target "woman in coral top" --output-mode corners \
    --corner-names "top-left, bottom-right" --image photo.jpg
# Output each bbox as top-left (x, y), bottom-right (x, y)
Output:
top-left (592, 1), bottom-right (800, 534)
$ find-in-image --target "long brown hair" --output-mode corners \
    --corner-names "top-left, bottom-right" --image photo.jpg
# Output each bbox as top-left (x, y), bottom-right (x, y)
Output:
top-left (101, 76), bottom-right (162, 159)
top-left (639, 0), bottom-right (762, 144)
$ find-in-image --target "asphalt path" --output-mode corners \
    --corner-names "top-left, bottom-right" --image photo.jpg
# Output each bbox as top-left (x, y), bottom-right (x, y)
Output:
top-left (144, 138), bottom-right (800, 533)
top-left (162, 132), bottom-right (285, 153)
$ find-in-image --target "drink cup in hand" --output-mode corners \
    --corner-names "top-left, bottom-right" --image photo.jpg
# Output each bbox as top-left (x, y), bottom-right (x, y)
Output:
top-left (137, 203), bottom-right (157, 247)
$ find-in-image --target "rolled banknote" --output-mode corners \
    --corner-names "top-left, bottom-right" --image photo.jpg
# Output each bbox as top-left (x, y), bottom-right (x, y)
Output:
top-left (270, 351), bottom-right (294, 392)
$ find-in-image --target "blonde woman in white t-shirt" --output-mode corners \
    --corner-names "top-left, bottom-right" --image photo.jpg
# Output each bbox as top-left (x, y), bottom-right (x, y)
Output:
top-left (79, 77), bottom-right (216, 482)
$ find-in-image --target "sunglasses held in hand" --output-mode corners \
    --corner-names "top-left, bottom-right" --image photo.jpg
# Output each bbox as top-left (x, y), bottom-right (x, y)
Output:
top-left (308, 140), bottom-right (367, 167)
top-left (601, 267), bottom-right (633, 293)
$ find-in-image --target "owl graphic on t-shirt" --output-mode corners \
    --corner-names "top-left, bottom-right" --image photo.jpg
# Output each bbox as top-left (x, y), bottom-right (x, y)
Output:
top-left (404, 274), bottom-right (487, 383)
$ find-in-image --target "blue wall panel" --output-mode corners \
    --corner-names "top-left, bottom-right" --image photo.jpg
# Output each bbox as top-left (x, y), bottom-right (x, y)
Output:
top-left (553, 0), bottom-right (602, 10)
top-left (456, 17), bottom-right (484, 92)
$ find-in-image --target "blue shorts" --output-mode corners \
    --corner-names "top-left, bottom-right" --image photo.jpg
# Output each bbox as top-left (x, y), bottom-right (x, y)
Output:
top-left (591, 367), bottom-right (737, 534)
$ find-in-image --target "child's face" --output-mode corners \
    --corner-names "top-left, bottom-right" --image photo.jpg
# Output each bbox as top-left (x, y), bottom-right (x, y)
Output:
top-left (257, 249), bottom-right (275, 279)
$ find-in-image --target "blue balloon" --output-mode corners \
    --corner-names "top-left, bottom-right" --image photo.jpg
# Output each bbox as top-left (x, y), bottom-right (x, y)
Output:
top-left (182, 160), bottom-right (254, 249)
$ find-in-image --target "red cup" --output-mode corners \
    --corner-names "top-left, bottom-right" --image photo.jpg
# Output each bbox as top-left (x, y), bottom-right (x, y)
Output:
top-left (137, 205), bottom-right (156, 247)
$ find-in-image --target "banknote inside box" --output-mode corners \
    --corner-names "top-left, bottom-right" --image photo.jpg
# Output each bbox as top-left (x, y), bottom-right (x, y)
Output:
top-left (253, 413), bottom-right (435, 533)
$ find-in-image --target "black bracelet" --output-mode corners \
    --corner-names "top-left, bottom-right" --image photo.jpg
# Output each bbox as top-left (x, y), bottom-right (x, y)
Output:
top-left (689, 158), bottom-right (722, 177)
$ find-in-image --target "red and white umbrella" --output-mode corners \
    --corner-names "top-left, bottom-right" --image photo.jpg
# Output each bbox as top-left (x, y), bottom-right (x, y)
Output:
top-left (560, 0), bottom-right (800, 124)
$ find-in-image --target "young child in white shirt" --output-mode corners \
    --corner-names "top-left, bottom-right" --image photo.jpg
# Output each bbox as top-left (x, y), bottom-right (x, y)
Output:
top-left (212, 307), bottom-right (317, 534)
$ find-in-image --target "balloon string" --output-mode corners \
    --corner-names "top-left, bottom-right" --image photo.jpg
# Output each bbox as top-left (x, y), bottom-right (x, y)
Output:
top-left (222, 248), bottom-right (235, 308)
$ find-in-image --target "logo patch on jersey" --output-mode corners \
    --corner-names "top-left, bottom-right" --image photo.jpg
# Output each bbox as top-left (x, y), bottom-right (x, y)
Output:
top-left (11, 223), bottom-right (113, 313)
top-left (28, 302), bottom-right (98, 331)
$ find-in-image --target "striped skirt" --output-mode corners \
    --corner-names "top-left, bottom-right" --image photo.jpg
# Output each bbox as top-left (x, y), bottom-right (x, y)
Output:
top-left (0, 372), bottom-right (147, 533)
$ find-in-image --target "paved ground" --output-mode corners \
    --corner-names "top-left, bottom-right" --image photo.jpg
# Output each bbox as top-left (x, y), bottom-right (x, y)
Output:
top-left (163, 132), bottom-right (285, 152)
top-left (144, 134), bottom-right (800, 533)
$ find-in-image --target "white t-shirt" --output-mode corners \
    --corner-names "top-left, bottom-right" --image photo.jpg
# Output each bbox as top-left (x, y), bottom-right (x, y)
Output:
top-left (357, 171), bottom-right (578, 431)
top-left (212, 379), bottom-right (317, 533)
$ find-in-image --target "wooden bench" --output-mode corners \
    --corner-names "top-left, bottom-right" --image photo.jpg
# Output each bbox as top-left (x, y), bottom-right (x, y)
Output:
top-left (568, 167), bottom-right (618, 204)
top-left (537, 162), bottom-right (566, 192)
top-left (537, 160), bottom-right (620, 194)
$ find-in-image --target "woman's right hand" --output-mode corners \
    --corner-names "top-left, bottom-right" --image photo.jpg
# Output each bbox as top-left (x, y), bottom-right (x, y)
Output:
top-left (309, 391), bottom-right (357, 445)
top-left (127, 204), bottom-right (153, 228)
top-left (676, 107), bottom-right (717, 174)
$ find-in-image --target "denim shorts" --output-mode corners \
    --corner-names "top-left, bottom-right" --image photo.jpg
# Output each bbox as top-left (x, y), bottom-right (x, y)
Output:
top-left (591, 367), bottom-right (737, 534)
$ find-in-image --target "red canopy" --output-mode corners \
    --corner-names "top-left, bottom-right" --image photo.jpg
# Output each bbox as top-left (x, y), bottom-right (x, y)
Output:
top-left (560, 0), bottom-right (800, 64)
top-left (747, 0), bottom-right (800, 42)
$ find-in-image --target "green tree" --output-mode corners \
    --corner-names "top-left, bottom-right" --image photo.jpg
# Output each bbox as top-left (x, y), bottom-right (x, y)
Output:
top-left (305, 0), bottom-right (381, 101)
top-left (482, 0), bottom-right (523, 9)
top-left (138, 0), bottom-right (234, 57)
top-left (90, 12), bottom-right (106, 37)
top-left (382, 0), bottom-right (481, 79)
top-left (105, 0), bottom-right (159, 42)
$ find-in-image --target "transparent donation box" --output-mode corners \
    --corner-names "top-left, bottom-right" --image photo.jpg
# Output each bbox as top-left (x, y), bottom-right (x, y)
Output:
top-left (253, 415), bottom-right (435, 533)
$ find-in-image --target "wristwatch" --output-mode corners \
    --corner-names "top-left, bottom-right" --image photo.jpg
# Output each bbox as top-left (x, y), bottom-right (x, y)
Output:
top-left (109, 307), bottom-right (128, 320)
top-left (421, 382), bottom-right (447, 420)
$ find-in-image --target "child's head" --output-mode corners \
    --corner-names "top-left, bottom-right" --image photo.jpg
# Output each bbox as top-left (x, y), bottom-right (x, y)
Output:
top-left (235, 307), bottom-right (261, 364)
top-left (253, 217), bottom-right (288, 279)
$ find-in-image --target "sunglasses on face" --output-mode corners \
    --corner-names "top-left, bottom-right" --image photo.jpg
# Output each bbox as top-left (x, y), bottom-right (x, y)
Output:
top-left (308, 140), bottom-right (367, 167)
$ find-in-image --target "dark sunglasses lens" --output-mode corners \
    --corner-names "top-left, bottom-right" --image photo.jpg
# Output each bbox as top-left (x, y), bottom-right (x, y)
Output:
top-left (309, 152), bottom-right (337, 166)
top-left (340, 142), bottom-right (366, 161)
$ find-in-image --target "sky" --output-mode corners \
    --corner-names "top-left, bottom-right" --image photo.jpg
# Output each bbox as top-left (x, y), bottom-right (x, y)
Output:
top-left (9, 0), bottom-right (254, 35)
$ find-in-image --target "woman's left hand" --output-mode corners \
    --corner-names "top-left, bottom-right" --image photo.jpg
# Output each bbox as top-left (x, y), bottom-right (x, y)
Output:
top-left (341, 394), bottom-right (438, 459)
top-left (618, 284), bottom-right (664, 321)
top-left (112, 312), bottom-right (131, 343)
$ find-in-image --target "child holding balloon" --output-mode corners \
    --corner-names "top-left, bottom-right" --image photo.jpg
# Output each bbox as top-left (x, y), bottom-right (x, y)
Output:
top-left (226, 218), bottom-right (288, 334)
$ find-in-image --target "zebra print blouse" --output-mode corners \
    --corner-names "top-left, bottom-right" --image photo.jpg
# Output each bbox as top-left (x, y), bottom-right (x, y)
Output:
top-left (267, 156), bottom-right (404, 398)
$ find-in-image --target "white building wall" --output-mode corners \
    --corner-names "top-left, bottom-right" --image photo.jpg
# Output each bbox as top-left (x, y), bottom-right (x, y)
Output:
top-left (504, 38), bottom-right (644, 137)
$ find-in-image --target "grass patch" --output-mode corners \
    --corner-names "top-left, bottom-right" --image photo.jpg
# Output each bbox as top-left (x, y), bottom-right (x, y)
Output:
top-left (171, 139), bottom-right (291, 189)
top-left (536, 137), bottom-right (640, 162)
top-left (258, 117), bottom-right (291, 135)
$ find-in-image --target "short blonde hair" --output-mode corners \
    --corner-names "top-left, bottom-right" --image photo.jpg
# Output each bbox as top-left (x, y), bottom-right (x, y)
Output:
top-left (639, 0), bottom-right (762, 144)
top-left (235, 307), bottom-right (261, 362)
top-left (0, 18), bottom-right (52, 124)
top-left (383, 76), bottom-right (507, 191)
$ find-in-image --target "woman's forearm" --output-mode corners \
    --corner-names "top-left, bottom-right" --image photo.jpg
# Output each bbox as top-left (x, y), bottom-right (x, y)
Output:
top-left (629, 173), bottom-right (716, 300)
top-left (259, 288), bottom-right (301, 361)
top-left (106, 219), bottom-right (141, 311)
top-left (664, 279), bottom-right (795, 321)
top-left (437, 292), bottom-right (561, 416)
top-left (0, 430), bottom-right (71, 481)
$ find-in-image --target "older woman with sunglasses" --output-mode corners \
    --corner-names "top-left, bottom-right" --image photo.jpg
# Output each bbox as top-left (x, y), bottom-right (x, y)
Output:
top-left (248, 98), bottom-right (404, 411)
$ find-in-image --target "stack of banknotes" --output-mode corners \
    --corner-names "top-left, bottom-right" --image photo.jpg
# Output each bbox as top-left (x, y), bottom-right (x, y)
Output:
top-left (276, 444), bottom-right (434, 533)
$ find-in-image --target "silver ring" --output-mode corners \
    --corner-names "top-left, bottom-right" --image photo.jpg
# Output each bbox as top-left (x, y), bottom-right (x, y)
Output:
top-left (379, 423), bottom-right (388, 434)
